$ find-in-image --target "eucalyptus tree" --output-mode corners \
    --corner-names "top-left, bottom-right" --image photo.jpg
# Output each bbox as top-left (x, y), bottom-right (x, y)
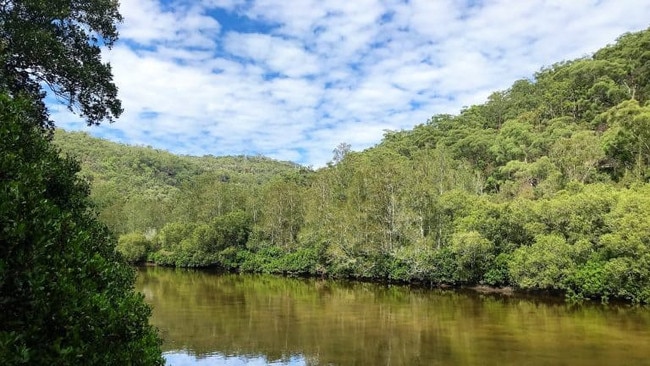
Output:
top-left (600, 100), bottom-right (650, 179)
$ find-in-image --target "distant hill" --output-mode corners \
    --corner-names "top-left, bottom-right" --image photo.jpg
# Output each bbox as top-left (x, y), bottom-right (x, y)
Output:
top-left (53, 129), bottom-right (306, 234)
top-left (54, 129), bottom-right (303, 187)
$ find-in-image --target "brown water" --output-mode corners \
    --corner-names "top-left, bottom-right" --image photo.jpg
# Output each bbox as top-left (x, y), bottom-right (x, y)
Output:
top-left (135, 267), bottom-right (650, 366)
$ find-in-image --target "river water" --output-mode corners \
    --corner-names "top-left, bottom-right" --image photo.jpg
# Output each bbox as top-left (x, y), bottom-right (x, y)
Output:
top-left (135, 267), bottom-right (650, 366)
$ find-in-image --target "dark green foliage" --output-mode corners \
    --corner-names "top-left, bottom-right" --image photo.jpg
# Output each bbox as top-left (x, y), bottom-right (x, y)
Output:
top-left (482, 253), bottom-right (511, 286)
top-left (0, 0), bottom-right (123, 127)
top-left (211, 211), bottom-right (252, 250)
top-left (116, 232), bottom-right (151, 263)
top-left (0, 1), bottom-right (164, 362)
top-left (450, 231), bottom-right (495, 283)
top-left (0, 94), bottom-right (162, 364)
top-left (427, 248), bottom-right (459, 285)
top-left (145, 211), bottom-right (252, 268)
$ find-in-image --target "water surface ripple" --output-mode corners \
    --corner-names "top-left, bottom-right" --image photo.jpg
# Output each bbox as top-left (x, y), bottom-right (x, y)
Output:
top-left (136, 267), bottom-right (650, 366)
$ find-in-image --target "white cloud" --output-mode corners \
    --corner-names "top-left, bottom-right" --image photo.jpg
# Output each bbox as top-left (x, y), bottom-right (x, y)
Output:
top-left (119, 0), bottom-right (220, 48)
top-left (223, 33), bottom-right (320, 77)
top-left (50, 0), bottom-right (650, 167)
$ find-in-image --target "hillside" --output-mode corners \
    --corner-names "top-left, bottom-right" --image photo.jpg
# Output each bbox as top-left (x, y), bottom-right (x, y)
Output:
top-left (53, 129), bottom-right (306, 234)
top-left (58, 28), bottom-right (650, 303)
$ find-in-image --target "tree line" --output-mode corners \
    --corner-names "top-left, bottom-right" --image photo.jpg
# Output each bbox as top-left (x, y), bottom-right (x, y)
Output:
top-left (59, 28), bottom-right (650, 304)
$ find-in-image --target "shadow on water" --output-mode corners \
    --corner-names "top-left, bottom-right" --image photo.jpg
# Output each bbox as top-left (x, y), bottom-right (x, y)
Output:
top-left (136, 267), bottom-right (650, 366)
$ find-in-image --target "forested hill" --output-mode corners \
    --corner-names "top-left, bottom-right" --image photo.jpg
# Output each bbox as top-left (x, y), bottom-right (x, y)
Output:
top-left (376, 27), bottom-right (650, 189)
top-left (60, 28), bottom-right (650, 304)
top-left (53, 129), bottom-right (305, 234)
top-left (54, 129), bottom-right (303, 186)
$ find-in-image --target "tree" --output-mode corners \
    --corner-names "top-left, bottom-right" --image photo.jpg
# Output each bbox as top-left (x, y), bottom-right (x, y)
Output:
top-left (600, 100), bottom-right (650, 179)
top-left (594, 28), bottom-right (650, 103)
top-left (256, 175), bottom-right (304, 248)
top-left (490, 119), bottom-right (538, 164)
top-left (450, 231), bottom-right (494, 283)
top-left (211, 210), bottom-right (252, 250)
top-left (0, 0), bottom-right (123, 128)
top-left (508, 235), bottom-right (579, 290)
top-left (550, 131), bottom-right (605, 183)
top-left (116, 232), bottom-right (152, 263)
top-left (330, 142), bottom-right (351, 166)
top-left (155, 221), bottom-right (199, 254)
top-left (0, 1), bottom-right (163, 363)
top-left (0, 93), bottom-right (162, 364)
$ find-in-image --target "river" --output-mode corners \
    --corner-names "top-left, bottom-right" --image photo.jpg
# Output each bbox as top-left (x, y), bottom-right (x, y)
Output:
top-left (135, 267), bottom-right (650, 366)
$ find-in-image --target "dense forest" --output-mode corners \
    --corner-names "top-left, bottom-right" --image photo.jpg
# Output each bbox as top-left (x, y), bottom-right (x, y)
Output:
top-left (57, 28), bottom-right (650, 304)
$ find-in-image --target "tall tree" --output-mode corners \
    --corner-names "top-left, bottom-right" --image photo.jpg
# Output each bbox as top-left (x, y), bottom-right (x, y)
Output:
top-left (601, 100), bottom-right (650, 179)
top-left (0, 0), bottom-right (123, 128)
top-left (0, 1), bottom-right (163, 363)
top-left (0, 93), bottom-right (163, 364)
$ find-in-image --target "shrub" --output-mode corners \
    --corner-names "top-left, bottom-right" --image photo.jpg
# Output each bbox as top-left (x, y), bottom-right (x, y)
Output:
top-left (116, 232), bottom-right (151, 263)
top-left (0, 94), bottom-right (163, 364)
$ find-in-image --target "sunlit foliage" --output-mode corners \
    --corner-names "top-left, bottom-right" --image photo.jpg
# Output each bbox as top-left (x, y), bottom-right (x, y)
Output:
top-left (60, 28), bottom-right (650, 303)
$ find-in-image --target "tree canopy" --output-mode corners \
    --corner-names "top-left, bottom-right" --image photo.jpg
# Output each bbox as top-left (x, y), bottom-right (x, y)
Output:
top-left (0, 0), bottom-right (123, 128)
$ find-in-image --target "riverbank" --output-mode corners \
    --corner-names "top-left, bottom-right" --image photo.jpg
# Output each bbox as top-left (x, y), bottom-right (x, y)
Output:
top-left (139, 262), bottom-right (577, 304)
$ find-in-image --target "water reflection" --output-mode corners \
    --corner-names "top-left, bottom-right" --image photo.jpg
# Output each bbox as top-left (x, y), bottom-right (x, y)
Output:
top-left (164, 351), bottom-right (306, 366)
top-left (136, 267), bottom-right (650, 366)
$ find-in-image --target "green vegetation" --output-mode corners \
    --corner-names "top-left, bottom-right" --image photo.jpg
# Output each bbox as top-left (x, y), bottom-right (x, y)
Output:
top-left (62, 28), bottom-right (650, 304)
top-left (53, 129), bottom-right (303, 234)
top-left (1, 0), bottom-right (163, 364)
top-left (0, 0), bottom-right (123, 127)
top-left (0, 94), bottom-right (162, 364)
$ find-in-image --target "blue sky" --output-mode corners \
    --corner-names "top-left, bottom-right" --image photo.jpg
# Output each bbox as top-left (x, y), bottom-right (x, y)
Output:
top-left (51, 0), bottom-right (650, 167)
top-left (163, 351), bottom-right (305, 366)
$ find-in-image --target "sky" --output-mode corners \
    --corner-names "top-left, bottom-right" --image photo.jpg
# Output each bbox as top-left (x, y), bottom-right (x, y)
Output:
top-left (51, 0), bottom-right (650, 167)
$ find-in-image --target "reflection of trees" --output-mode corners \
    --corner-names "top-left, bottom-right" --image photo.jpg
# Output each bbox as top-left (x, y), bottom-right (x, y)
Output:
top-left (136, 268), bottom-right (650, 366)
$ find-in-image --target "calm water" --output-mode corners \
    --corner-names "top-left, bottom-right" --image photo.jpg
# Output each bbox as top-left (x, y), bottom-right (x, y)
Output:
top-left (135, 267), bottom-right (650, 366)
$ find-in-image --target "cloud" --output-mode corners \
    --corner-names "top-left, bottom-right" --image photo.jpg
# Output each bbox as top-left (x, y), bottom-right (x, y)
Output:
top-left (119, 0), bottom-right (221, 48)
top-left (223, 33), bottom-right (320, 77)
top-left (50, 0), bottom-right (650, 167)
